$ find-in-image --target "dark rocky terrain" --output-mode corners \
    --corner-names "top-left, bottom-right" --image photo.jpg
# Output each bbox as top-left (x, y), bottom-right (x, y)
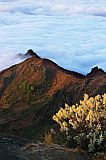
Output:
top-left (0, 135), bottom-right (25, 160)
top-left (0, 135), bottom-right (90, 160)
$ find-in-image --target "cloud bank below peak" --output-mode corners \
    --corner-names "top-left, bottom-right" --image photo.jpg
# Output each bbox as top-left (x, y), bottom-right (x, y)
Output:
top-left (0, 0), bottom-right (106, 74)
top-left (0, 0), bottom-right (106, 17)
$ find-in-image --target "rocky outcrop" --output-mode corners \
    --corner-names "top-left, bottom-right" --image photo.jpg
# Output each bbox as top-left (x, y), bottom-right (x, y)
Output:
top-left (26, 49), bottom-right (41, 58)
top-left (20, 142), bottom-right (89, 160)
top-left (17, 49), bottom-right (41, 59)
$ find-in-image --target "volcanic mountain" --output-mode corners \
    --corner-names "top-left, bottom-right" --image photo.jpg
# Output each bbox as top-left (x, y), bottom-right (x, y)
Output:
top-left (0, 50), bottom-right (106, 137)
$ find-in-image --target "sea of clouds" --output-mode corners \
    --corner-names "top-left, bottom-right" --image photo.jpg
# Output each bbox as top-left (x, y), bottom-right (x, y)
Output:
top-left (0, 0), bottom-right (106, 74)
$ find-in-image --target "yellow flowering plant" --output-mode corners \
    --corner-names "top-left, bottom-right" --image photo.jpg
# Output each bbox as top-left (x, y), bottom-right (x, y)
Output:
top-left (53, 94), bottom-right (106, 153)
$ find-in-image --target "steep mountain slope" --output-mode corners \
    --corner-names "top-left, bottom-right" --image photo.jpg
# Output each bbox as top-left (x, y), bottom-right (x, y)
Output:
top-left (0, 50), bottom-right (84, 137)
top-left (0, 50), bottom-right (83, 108)
top-left (64, 66), bottom-right (106, 104)
top-left (0, 50), bottom-right (105, 138)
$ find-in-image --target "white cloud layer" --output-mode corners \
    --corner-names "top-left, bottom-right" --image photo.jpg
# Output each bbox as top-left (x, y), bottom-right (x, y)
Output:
top-left (0, 0), bottom-right (106, 74)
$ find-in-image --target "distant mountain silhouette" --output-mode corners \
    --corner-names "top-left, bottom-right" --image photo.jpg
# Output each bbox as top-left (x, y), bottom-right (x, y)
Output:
top-left (0, 50), bottom-right (105, 137)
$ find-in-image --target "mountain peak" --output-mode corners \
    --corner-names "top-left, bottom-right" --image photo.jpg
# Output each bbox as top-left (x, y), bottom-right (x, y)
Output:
top-left (26, 49), bottom-right (41, 58)
top-left (87, 66), bottom-right (105, 76)
top-left (17, 49), bottom-right (41, 59)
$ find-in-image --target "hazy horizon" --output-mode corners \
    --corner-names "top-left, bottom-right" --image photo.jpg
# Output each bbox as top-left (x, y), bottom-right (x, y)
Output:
top-left (0, 0), bottom-right (106, 74)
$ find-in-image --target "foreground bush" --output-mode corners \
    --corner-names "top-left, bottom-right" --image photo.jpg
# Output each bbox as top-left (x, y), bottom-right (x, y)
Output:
top-left (53, 94), bottom-right (106, 153)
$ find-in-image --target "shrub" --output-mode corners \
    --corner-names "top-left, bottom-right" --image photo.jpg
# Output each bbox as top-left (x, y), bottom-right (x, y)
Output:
top-left (53, 94), bottom-right (106, 153)
top-left (44, 131), bottom-right (53, 145)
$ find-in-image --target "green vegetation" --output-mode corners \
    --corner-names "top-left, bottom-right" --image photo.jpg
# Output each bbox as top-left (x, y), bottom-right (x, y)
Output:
top-left (1, 67), bottom-right (53, 106)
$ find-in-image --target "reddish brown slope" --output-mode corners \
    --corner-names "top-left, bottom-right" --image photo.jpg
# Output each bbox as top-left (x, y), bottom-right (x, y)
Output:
top-left (62, 67), bottom-right (106, 105)
top-left (0, 52), bottom-right (84, 109)
top-left (0, 51), bottom-right (84, 136)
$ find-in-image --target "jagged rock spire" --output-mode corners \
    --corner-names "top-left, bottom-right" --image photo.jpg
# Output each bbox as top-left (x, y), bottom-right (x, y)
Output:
top-left (26, 49), bottom-right (41, 58)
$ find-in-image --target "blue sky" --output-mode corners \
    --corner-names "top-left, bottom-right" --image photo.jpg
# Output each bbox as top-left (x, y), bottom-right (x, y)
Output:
top-left (0, 0), bottom-right (106, 74)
